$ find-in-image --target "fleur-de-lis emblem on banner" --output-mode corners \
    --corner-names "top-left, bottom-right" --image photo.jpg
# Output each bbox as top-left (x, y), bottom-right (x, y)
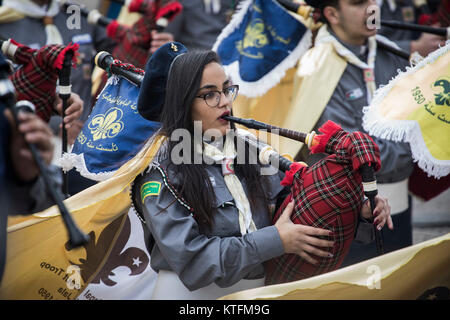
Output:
top-left (243, 18), bottom-right (268, 49)
top-left (88, 107), bottom-right (124, 141)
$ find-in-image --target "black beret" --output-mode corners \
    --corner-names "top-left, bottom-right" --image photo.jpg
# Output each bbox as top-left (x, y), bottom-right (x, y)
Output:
top-left (304, 0), bottom-right (332, 9)
top-left (137, 41), bottom-right (188, 121)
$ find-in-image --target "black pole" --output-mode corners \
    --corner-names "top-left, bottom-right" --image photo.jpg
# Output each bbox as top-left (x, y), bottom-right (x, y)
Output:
top-left (13, 101), bottom-right (90, 249)
top-left (360, 164), bottom-right (384, 255)
top-left (62, 1), bottom-right (112, 27)
top-left (381, 20), bottom-right (448, 38)
top-left (58, 51), bottom-right (74, 198)
top-left (0, 71), bottom-right (89, 248)
top-left (376, 40), bottom-right (410, 60)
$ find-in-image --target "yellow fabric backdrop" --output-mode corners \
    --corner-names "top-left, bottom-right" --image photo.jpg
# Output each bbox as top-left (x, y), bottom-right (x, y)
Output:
top-left (0, 136), bottom-right (164, 300)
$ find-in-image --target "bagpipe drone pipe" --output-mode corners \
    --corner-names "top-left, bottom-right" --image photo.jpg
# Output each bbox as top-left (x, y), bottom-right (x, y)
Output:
top-left (223, 115), bottom-right (383, 285)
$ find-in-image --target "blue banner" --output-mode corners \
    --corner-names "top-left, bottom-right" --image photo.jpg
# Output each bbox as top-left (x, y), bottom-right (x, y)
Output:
top-left (213, 0), bottom-right (311, 97)
top-left (63, 76), bottom-right (160, 180)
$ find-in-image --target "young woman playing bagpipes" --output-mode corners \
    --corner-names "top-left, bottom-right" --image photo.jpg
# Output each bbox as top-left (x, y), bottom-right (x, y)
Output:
top-left (131, 42), bottom-right (392, 300)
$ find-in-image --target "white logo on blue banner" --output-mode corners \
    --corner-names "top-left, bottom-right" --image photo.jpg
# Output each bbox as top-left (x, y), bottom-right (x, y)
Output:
top-left (212, 0), bottom-right (312, 97)
top-left (60, 76), bottom-right (160, 181)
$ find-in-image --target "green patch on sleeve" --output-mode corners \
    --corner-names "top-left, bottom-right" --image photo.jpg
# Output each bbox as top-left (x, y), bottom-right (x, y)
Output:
top-left (141, 181), bottom-right (162, 203)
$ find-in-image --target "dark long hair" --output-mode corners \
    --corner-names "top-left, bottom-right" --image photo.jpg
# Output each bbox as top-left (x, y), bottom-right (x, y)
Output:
top-left (159, 50), bottom-right (269, 230)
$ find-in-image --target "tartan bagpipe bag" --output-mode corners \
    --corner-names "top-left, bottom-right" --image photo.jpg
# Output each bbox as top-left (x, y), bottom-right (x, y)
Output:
top-left (265, 121), bottom-right (381, 285)
top-left (0, 38), bottom-right (79, 122)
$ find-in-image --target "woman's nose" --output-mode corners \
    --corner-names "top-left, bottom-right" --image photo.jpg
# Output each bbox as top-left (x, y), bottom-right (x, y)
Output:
top-left (218, 91), bottom-right (231, 108)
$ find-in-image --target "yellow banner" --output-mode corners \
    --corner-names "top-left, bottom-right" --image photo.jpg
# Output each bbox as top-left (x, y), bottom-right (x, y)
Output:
top-left (0, 136), bottom-right (164, 300)
top-left (363, 42), bottom-right (450, 178)
top-left (220, 233), bottom-right (450, 300)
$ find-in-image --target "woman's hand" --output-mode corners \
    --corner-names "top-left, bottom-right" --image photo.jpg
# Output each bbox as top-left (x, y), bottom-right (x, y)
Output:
top-left (360, 195), bottom-right (394, 231)
top-left (4, 108), bottom-right (54, 182)
top-left (150, 31), bottom-right (175, 54)
top-left (275, 201), bottom-right (334, 265)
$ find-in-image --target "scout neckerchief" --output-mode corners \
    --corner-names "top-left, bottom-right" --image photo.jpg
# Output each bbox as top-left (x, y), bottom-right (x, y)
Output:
top-left (315, 25), bottom-right (377, 104)
top-left (2, 0), bottom-right (63, 45)
top-left (201, 132), bottom-right (257, 235)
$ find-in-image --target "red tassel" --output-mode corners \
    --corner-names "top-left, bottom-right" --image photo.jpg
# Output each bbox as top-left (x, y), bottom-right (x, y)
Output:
top-left (9, 38), bottom-right (24, 48)
top-left (418, 13), bottom-right (432, 25)
top-left (156, 1), bottom-right (183, 21)
top-left (310, 120), bottom-right (342, 154)
top-left (281, 162), bottom-right (306, 186)
top-left (106, 20), bottom-right (120, 38)
top-left (52, 42), bottom-right (79, 70)
top-left (128, 0), bottom-right (144, 12)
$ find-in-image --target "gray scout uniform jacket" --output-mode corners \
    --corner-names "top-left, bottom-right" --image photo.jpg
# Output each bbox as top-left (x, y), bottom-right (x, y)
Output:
top-left (132, 147), bottom-right (375, 291)
top-left (305, 34), bottom-right (414, 184)
top-left (165, 0), bottom-right (240, 51)
top-left (132, 154), bottom-right (286, 291)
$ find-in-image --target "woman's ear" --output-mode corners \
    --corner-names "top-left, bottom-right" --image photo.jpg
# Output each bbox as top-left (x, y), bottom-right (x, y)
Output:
top-left (323, 6), bottom-right (340, 26)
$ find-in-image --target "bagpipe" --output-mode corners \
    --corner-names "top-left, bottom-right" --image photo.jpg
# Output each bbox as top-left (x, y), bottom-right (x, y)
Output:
top-left (224, 116), bottom-right (383, 285)
top-left (0, 38), bottom-right (79, 196)
top-left (0, 48), bottom-right (88, 249)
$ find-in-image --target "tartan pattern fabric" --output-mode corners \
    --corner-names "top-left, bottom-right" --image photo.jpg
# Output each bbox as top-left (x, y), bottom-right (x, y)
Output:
top-left (265, 126), bottom-right (380, 285)
top-left (107, 6), bottom-right (156, 68)
top-left (8, 40), bottom-right (79, 122)
top-left (128, 0), bottom-right (157, 15)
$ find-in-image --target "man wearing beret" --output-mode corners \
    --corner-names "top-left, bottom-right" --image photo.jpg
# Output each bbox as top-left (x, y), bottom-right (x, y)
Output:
top-left (296, 0), bottom-right (414, 266)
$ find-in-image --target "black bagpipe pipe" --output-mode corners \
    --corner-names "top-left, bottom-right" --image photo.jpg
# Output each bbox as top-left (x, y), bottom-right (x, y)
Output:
top-left (62, 0), bottom-right (182, 32)
top-left (61, 1), bottom-right (113, 27)
top-left (223, 115), bottom-right (385, 259)
top-left (381, 20), bottom-right (449, 39)
top-left (94, 51), bottom-right (144, 86)
top-left (0, 67), bottom-right (89, 249)
top-left (58, 50), bottom-right (74, 197)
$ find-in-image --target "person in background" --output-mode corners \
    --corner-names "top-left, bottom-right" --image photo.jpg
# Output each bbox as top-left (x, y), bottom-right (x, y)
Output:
top-left (377, 0), bottom-right (445, 56)
top-left (0, 104), bottom-right (63, 282)
top-left (164, 0), bottom-right (240, 51)
top-left (0, 0), bottom-right (116, 195)
top-left (295, 0), bottom-right (413, 266)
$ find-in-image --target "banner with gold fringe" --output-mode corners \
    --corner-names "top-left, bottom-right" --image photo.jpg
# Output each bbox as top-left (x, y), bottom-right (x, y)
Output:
top-left (363, 41), bottom-right (450, 179)
top-left (0, 135), bottom-right (165, 300)
top-left (219, 233), bottom-right (450, 300)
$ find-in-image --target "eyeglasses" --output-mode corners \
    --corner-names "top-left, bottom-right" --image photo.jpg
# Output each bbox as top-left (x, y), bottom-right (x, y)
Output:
top-left (195, 85), bottom-right (239, 108)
